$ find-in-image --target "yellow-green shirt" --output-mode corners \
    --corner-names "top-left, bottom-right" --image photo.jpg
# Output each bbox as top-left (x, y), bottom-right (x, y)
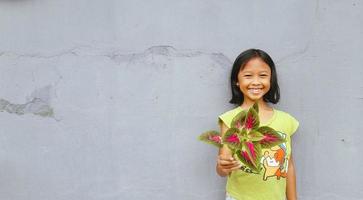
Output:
top-left (218, 106), bottom-right (299, 200)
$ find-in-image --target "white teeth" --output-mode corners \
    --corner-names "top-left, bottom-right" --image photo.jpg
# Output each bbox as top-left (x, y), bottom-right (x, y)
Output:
top-left (249, 88), bottom-right (262, 94)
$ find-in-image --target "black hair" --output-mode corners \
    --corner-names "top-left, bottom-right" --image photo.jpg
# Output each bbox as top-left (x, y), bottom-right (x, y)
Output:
top-left (229, 49), bottom-right (280, 105)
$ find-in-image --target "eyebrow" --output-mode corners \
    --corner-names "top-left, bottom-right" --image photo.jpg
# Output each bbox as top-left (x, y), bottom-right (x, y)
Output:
top-left (241, 71), bottom-right (270, 73)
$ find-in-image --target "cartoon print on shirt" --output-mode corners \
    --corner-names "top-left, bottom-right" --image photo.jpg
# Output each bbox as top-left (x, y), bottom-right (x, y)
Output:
top-left (261, 131), bottom-right (288, 181)
top-left (236, 131), bottom-right (290, 181)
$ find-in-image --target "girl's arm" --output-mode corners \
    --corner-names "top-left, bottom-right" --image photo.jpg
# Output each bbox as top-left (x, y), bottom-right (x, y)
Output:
top-left (286, 154), bottom-right (297, 200)
top-left (216, 122), bottom-right (242, 177)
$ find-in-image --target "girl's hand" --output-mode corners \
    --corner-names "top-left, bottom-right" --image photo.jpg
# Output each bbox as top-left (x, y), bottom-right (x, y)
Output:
top-left (216, 155), bottom-right (242, 177)
top-left (216, 121), bottom-right (242, 177)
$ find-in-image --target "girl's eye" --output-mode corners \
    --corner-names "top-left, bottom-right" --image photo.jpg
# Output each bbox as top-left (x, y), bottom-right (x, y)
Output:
top-left (244, 75), bottom-right (252, 77)
top-left (260, 74), bottom-right (268, 77)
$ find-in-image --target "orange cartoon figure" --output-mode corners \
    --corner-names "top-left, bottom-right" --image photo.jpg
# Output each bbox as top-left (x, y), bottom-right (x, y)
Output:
top-left (261, 133), bottom-right (288, 181)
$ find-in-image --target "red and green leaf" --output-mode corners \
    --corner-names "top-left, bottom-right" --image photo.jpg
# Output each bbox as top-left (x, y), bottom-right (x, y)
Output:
top-left (222, 128), bottom-right (241, 150)
top-left (257, 126), bottom-right (286, 148)
top-left (231, 110), bottom-right (247, 130)
top-left (245, 141), bottom-right (262, 170)
top-left (236, 142), bottom-right (262, 173)
top-left (247, 130), bottom-right (264, 142)
top-left (199, 103), bottom-right (284, 174)
top-left (198, 130), bottom-right (222, 148)
top-left (244, 107), bottom-right (260, 131)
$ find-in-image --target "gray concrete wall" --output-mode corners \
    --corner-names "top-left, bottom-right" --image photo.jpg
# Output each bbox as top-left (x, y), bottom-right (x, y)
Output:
top-left (0, 0), bottom-right (362, 199)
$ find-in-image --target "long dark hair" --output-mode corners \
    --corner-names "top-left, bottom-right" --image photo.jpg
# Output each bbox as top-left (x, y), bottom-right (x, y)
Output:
top-left (229, 49), bottom-right (280, 105)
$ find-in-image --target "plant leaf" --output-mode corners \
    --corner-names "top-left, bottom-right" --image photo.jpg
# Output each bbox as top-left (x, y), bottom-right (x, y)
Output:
top-left (257, 126), bottom-right (286, 148)
top-left (253, 102), bottom-right (259, 113)
top-left (245, 141), bottom-right (262, 171)
top-left (247, 130), bottom-right (264, 142)
top-left (244, 107), bottom-right (260, 131)
top-left (236, 142), bottom-right (262, 173)
top-left (222, 128), bottom-right (241, 150)
top-left (198, 130), bottom-right (222, 148)
top-left (231, 110), bottom-right (247, 130)
top-left (236, 149), bottom-right (252, 169)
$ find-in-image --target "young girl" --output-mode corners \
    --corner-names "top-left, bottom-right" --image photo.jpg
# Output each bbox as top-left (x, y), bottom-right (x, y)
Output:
top-left (216, 49), bottom-right (299, 200)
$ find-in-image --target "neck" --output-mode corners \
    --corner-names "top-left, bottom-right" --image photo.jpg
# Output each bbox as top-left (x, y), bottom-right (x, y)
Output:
top-left (240, 99), bottom-right (271, 111)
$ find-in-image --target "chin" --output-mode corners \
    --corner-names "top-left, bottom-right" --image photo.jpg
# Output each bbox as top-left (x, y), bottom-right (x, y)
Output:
top-left (246, 97), bottom-right (262, 102)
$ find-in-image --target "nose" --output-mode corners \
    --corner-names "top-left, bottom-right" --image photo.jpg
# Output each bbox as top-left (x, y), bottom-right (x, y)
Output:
top-left (251, 77), bottom-right (262, 85)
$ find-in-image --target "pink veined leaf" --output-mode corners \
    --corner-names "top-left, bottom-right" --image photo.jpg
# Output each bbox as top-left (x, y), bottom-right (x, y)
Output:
top-left (222, 128), bottom-right (242, 150)
top-left (245, 114), bottom-right (255, 130)
top-left (226, 134), bottom-right (240, 143)
top-left (240, 150), bottom-right (252, 164)
top-left (246, 142), bottom-right (256, 159)
top-left (237, 143), bottom-right (262, 173)
top-left (231, 110), bottom-right (247, 129)
top-left (198, 130), bottom-right (223, 148)
top-left (244, 106), bottom-right (259, 131)
top-left (261, 134), bottom-right (278, 143)
top-left (257, 126), bottom-right (285, 148)
top-left (236, 121), bottom-right (242, 129)
top-left (209, 135), bottom-right (222, 143)
top-left (247, 130), bottom-right (264, 142)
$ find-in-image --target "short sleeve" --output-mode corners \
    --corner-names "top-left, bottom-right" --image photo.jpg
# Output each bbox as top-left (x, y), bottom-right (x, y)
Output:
top-left (217, 108), bottom-right (240, 128)
top-left (218, 113), bottom-right (231, 128)
top-left (289, 115), bottom-right (300, 136)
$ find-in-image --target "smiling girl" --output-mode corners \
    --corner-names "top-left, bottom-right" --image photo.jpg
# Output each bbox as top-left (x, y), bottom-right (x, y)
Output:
top-left (216, 49), bottom-right (299, 200)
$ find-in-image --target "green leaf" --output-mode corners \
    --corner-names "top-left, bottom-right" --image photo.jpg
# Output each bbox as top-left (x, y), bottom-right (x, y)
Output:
top-left (248, 130), bottom-right (264, 142)
top-left (198, 130), bottom-right (222, 148)
top-left (257, 126), bottom-right (286, 148)
top-left (231, 110), bottom-right (247, 130)
top-left (244, 107), bottom-right (260, 131)
top-left (244, 142), bottom-right (262, 171)
top-left (236, 149), bottom-right (251, 169)
top-left (222, 127), bottom-right (242, 150)
top-left (236, 143), bottom-right (262, 173)
top-left (253, 102), bottom-right (259, 113)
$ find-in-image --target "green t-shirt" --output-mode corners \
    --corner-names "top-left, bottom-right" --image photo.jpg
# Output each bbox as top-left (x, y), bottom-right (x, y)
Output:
top-left (218, 106), bottom-right (299, 200)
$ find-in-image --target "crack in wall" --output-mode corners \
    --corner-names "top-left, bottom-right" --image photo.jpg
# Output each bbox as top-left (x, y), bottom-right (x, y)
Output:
top-left (105, 46), bottom-right (232, 69)
top-left (0, 98), bottom-right (53, 117)
top-left (0, 45), bottom-right (232, 68)
top-left (0, 47), bottom-right (79, 59)
top-left (0, 85), bottom-right (54, 118)
top-left (0, 46), bottom-right (231, 119)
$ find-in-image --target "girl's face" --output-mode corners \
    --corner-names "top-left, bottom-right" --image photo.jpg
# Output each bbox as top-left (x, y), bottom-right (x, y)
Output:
top-left (237, 57), bottom-right (271, 103)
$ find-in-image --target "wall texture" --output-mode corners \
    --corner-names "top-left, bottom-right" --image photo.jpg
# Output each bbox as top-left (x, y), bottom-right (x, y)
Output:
top-left (0, 0), bottom-right (362, 199)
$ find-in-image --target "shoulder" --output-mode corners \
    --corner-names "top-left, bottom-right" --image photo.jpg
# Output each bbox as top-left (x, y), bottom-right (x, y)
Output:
top-left (274, 109), bottom-right (300, 136)
top-left (219, 107), bottom-right (241, 119)
top-left (274, 109), bottom-right (298, 121)
top-left (218, 107), bottom-right (242, 128)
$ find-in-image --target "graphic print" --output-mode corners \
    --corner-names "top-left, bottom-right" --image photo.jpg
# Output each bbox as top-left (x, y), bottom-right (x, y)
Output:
top-left (261, 131), bottom-right (288, 181)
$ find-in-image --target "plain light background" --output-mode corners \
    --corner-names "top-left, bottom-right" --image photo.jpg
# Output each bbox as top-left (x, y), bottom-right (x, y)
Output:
top-left (0, 0), bottom-right (362, 199)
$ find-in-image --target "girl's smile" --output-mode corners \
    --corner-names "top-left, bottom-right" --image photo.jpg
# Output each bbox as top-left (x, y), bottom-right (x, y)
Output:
top-left (217, 49), bottom-right (298, 200)
top-left (237, 57), bottom-right (271, 103)
top-left (248, 88), bottom-right (263, 95)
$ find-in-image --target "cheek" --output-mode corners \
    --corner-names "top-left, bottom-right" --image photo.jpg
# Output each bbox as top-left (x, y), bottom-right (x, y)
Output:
top-left (264, 79), bottom-right (271, 90)
top-left (237, 74), bottom-right (243, 83)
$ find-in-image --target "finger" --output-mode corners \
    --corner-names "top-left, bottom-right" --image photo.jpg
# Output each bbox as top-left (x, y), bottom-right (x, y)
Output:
top-left (219, 160), bottom-right (238, 166)
top-left (218, 154), bottom-right (234, 159)
top-left (220, 162), bottom-right (241, 170)
top-left (218, 161), bottom-right (233, 168)
top-left (227, 164), bottom-right (243, 172)
top-left (220, 164), bottom-right (238, 169)
top-left (218, 155), bottom-right (235, 161)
